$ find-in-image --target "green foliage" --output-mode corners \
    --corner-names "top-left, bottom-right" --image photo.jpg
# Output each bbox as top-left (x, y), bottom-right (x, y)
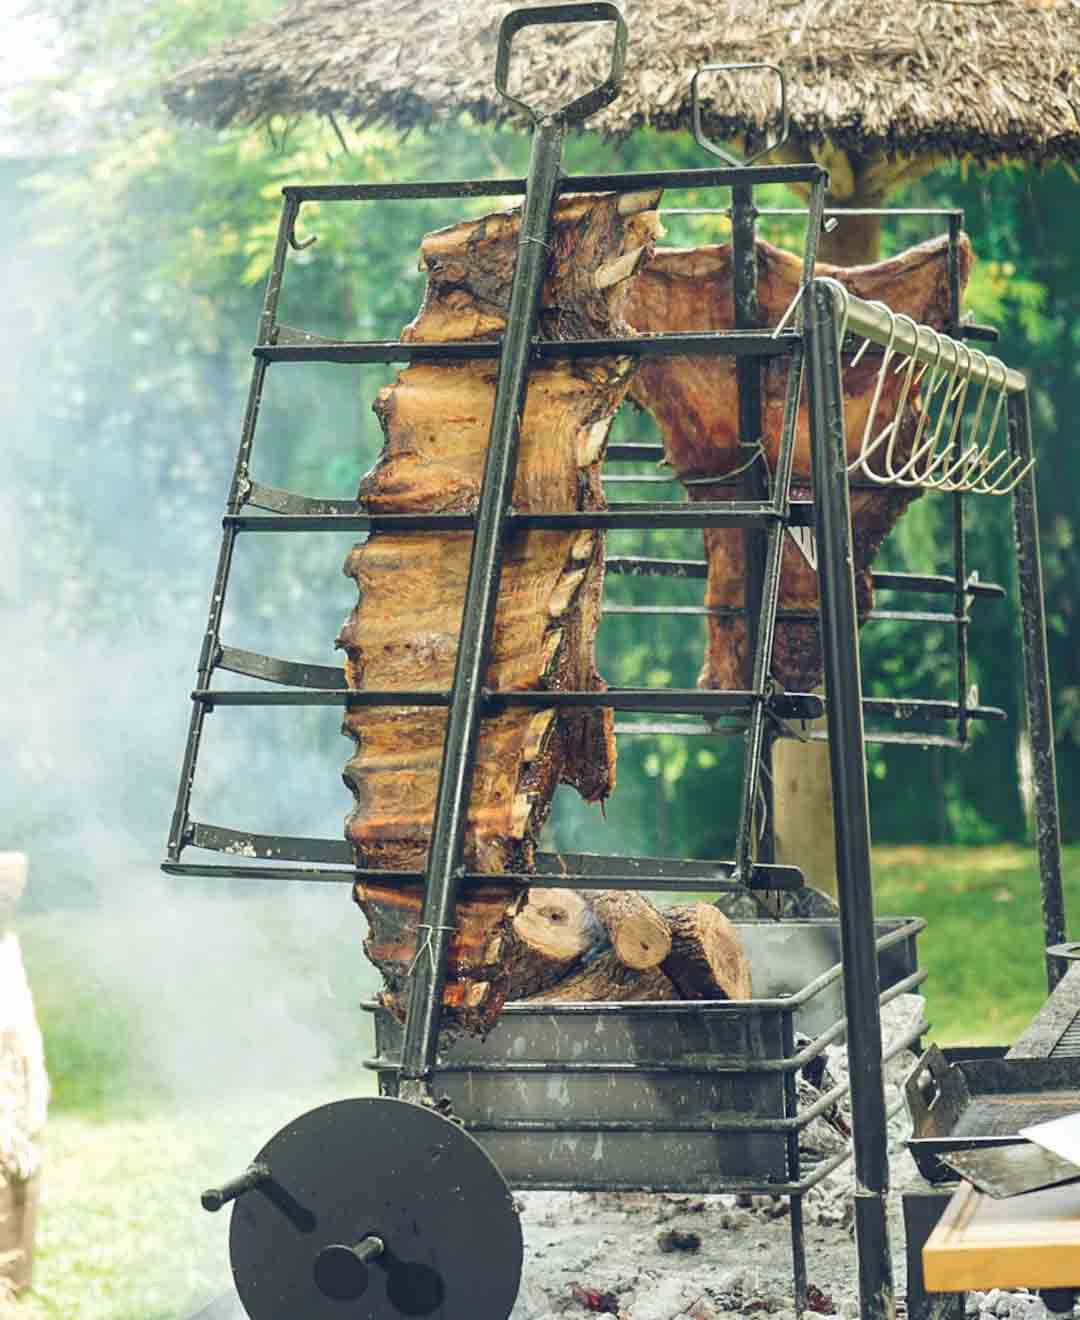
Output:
top-left (874, 844), bottom-right (1080, 1043)
top-left (7, 0), bottom-right (1080, 885)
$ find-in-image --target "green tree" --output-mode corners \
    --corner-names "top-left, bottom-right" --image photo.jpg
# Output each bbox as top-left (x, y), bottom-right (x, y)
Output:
top-left (6, 0), bottom-right (1078, 899)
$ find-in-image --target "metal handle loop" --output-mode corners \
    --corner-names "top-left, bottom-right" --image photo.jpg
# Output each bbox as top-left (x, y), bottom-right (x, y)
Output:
top-left (691, 63), bottom-right (789, 167)
top-left (495, 3), bottom-right (627, 125)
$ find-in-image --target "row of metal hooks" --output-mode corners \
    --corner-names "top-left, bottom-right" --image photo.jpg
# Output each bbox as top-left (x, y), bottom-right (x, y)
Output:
top-left (772, 278), bottom-right (1034, 496)
top-left (828, 281), bottom-right (1034, 496)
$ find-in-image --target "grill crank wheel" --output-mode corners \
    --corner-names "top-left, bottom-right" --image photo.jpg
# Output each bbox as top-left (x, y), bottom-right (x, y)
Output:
top-left (202, 1097), bottom-right (524, 1320)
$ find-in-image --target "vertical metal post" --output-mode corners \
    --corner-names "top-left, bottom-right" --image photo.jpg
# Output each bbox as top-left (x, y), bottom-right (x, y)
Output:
top-left (782, 1014), bottom-right (809, 1317)
top-left (1008, 391), bottom-right (1067, 992)
top-left (947, 215), bottom-right (970, 749)
top-left (399, 117), bottom-right (567, 1085)
top-left (167, 195), bottom-right (298, 860)
top-left (731, 181), bottom-right (774, 871)
top-left (805, 280), bottom-right (894, 1320)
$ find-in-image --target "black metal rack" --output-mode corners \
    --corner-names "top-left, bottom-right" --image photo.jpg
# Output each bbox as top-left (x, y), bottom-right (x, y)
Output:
top-left (169, 8), bottom-right (1066, 1320)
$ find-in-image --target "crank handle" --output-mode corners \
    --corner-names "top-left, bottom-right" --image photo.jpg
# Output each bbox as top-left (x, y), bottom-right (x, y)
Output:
top-left (495, 3), bottom-right (627, 126)
top-left (201, 1162), bottom-right (270, 1212)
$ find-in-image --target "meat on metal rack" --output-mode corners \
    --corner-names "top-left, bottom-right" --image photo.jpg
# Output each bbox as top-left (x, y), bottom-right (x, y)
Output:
top-left (163, 7), bottom-right (1065, 1320)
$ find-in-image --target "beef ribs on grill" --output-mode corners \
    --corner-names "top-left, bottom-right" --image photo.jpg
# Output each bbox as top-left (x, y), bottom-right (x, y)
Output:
top-left (624, 232), bottom-right (973, 691)
top-left (338, 189), bottom-right (662, 1035)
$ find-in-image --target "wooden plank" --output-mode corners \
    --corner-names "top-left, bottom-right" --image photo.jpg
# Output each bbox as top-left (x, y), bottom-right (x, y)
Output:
top-left (923, 1179), bottom-right (1080, 1292)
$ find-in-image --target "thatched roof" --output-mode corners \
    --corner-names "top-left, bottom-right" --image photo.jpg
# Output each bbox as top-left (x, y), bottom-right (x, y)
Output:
top-left (164, 0), bottom-right (1080, 172)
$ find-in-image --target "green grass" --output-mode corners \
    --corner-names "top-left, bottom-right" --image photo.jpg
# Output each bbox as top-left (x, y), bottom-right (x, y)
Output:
top-left (874, 843), bottom-right (1080, 1045)
top-left (15, 1086), bottom-right (374, 1320)
top-left (7, 845), bottom-right (1079, 1317)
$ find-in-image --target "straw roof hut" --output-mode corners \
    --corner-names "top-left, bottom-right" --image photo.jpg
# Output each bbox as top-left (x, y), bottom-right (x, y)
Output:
top-left (165, 0), bottom-right (1080, 259)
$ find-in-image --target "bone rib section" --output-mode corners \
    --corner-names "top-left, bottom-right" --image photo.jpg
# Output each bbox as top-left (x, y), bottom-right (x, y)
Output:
top-left (336, 191), bottom-right (661, 1034)
top-left (624, 232), bottom-right (973, 691)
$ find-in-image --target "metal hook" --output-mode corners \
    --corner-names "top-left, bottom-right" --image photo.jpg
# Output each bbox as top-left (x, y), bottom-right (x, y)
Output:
top-left (288, 205), bottom-right (317, 251)
top-left (850, 305), bottom-right (902, 479)
top-left (889, 329), bottom-right (945, 485)
top-left (879, 315), bottom-right (922, 480)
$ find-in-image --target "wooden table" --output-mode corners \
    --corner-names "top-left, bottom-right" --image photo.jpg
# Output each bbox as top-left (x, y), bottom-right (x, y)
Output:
top-left (923, 1178), bottom-right (1080, 1293)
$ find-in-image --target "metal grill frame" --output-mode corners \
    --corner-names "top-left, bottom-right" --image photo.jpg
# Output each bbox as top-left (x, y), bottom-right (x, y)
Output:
top-left (163, 13), bottom-right (1066, 1318)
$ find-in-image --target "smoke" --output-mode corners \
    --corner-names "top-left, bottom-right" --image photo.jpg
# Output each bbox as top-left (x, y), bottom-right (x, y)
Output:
top-left (0, 151), bottom-right (382, 1122)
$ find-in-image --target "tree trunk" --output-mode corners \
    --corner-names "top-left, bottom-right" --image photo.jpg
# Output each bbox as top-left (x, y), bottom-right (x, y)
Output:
top-left (344, 190), bottom-right (662, 1033)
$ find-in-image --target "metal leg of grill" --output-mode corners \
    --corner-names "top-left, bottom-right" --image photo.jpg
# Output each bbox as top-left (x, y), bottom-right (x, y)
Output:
top-left (805, 279), bottom-right (894, 1320)
top-left (1008, 391), bottom-right (1067, 993)
top-left (902, 1191), bottom-right (964, 1320)
top-left (789, 1192), bottom-right (808, 1318)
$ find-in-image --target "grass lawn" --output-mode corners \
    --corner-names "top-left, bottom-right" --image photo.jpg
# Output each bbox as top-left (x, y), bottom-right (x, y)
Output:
top-left (6, 844), bottom-right (1077, 1318)
top-left (873, 843), bottom-right (1079, 1044)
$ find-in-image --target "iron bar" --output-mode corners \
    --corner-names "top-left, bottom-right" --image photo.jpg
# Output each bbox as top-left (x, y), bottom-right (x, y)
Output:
top-left (165, 196), bottom-right (296, 862)
top-left (872, 571), bottom-right (1003, 599)
top-left (605, 443), bottom-right (668, 462)
top-left (396, 113), bottom-right (570, 1085)
top-left (730, 177), bottom-right (773, 871)
top-left (1008, 391), bottom-right (1067, 991)
top-left (606, 556), bottom-right (706, 578)
top-left (222, 503), bottom-right (817, 532)
top-left (364, 963), bottom-right (927, 1075)
top-left (190, 687), bottom-right (824, 717)
top-left (178, 823), bottom-right (805, 889)
top-left (948, 215), bottom-right (971, 746)
top-left (162, 862), bottom-right (804, 892)
top-left (824, 280), bottom-right (1026, 394)
top-left (603, 559), bottom-right (1005, 598)
top-left (805, 280), bottom-right (894, 1320)
top-left (605, 603), bottom-right (971, 625)
top-left (783, 1010), bottom-right (809, 1317)
top-left (255, 330), bottom-right (798, 364)
top-left (797, 731), bottom-right (966, 749)
top-left (664, 207), bottom-right (964, 220)
top-left (279, 163), bottom-right (826, 204)
top-left (216, 645), bottom-right (346, 689)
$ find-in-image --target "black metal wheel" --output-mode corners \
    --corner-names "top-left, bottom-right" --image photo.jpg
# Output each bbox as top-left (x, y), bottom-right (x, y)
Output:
top-left (226, 1097), bottom-right (523, 1320)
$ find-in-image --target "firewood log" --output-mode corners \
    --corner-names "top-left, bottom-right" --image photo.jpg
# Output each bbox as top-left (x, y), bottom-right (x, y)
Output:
top-left (523, 949), bottom-right (678, 1004)
top-left (586, 889), bottom-right (671, 970)
top-left (661, 902), bottom-right (753, 1001)
top-left (503, 888), bottom-right (603, 1000)
top-left (624, 233), bottom-right (973, 691)
top-left (342, 190), bottom-right (662, 1035)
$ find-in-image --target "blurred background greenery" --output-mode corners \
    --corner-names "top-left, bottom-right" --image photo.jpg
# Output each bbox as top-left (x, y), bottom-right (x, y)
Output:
top-left (6, 1), bottom-right (1080, 886)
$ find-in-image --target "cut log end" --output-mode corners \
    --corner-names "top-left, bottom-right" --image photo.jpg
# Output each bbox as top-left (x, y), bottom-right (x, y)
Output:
top-left (588, 889), bottom-right (672, 971)
top-left (662, 902), bottom-right (753, 1001)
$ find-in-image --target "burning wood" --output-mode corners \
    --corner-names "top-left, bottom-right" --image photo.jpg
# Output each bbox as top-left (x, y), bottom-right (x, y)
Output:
top-left (624, 232), bottom-right (972, 690)
top-left (339, 190), bottom-right (662, 1033)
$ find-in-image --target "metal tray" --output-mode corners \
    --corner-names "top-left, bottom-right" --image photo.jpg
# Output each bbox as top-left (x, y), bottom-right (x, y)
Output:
top-left (367, 917), bottom-right (924, 1194)
top-left (906, 1044), bottom-right (1080, 1183)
